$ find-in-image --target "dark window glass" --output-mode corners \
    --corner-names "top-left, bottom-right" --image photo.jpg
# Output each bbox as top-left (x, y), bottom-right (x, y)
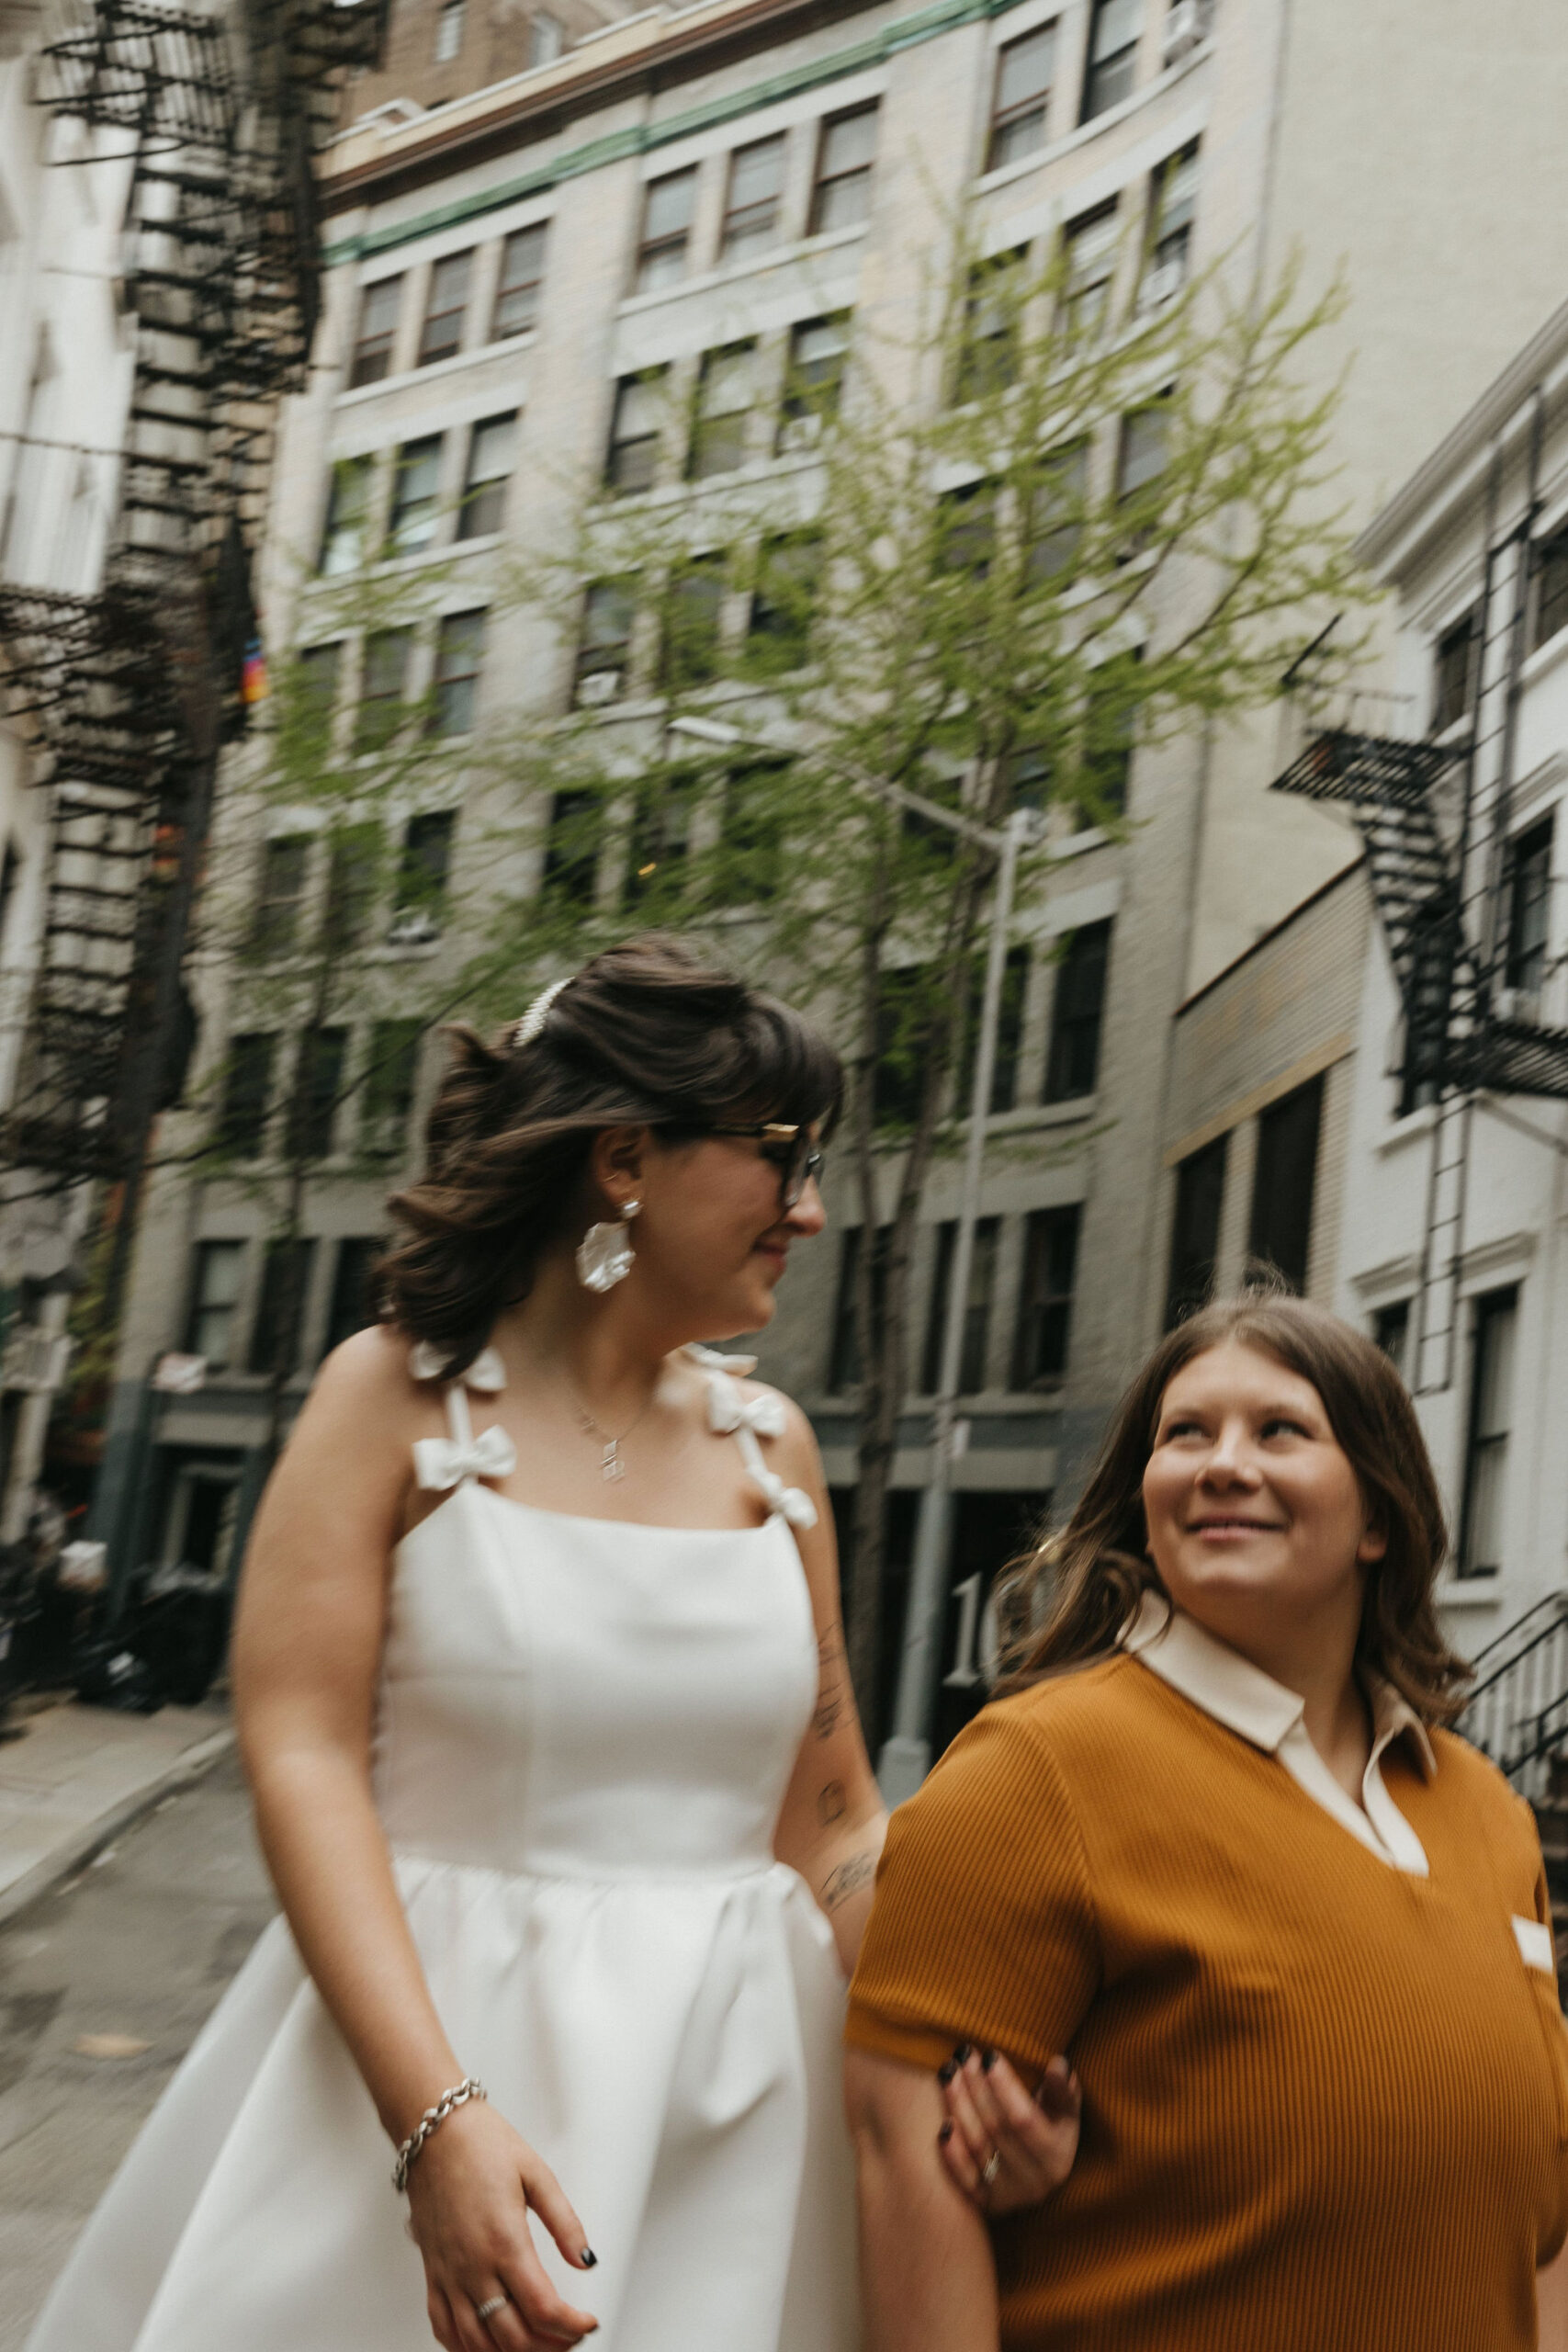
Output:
top-left (1007, 742), bottom-right (1053, 813)
top-left (574, 579), bottom-right (636, 705)
top-left (661, 556), bottom-right (726, 689)
top-left (219, 1033), bottom-right (276, 1158)
top-left (1372, 1297), bottom-right (1411, 1382)
top-left (1142, 141), bottom-right (1198, 302)
top-left (1043, 920), bottom-right (1111, 1101)
top-left (291, 642), bottom-right (342, 760)
top-left (936, 481), bottom-right (997, 579)
top-left (431, 609), bottom-right (486, 737)
top-left (690, 344), bottom-right (757, 480)
top-left (1117, 399), bottom-right (1169, 500)
top-left (718, 761), bottom-right (787, 904)
top-left (1079, 651), bottom-right (1142, 821)
top-left (722, 135), bottom-right (786, 260)
top-left (954, 945), bottom-right (1030, 1114)
top-left (321, 820), bottom-right (382, 951)
top-left (319, 455), bottom-right (373, 575)
top-left (247, 1238), bottom-right (318, 1377)
top-left (1247, 1075), bottom-right (1324, 1293)
top-left (392, 810), bottom-right (455, 935)
top-left (1063, 201), bottom-right (1118, 339)
top-left (922, 1216), bottom-right (1001, 1393)
top-left (1011, 1204), bottom-right (1081, 1385)
top-left (987, 21), bottom-right (1055, 171)
top-left (387, 435), bottom-right (444, 554)
top-left (0, 840), bottom-right (19, 946)
top-left (457, 413), bottom-right (515, 540)
top-left (1505, 818), bottom-right (1552, 999)
top-left (635, 169), bottom-right (697, 292)
top-left (251, 836), bottom-right (310, 958)
top-left (1399, 885), bottom-right (1457, 1114)
top-left (627, 774), bottom-right (694, 902)
top-left (349, 277), bottom-right (402, 387)
top-left (419, 251), bottom-right (471, 365)
top-left (354, 628), bottom-right (413, 751)
top-left (544, 789), bottom-right (600, 902)
top-left (1433, 609), bottom-right (1478, 730)
top-left (829, 1224), bottom-right (891, 1390)
top-left (186, 1238), bottom-right (245, 1364)
top-left (362, 1018), bottom-right (424, 1157)
top-left (288, 1028), bottom-right (348, 1161)
top-left (1165, 1133), bottom-right (1226, 1328)
top-left (1082, 0), bottom-right (1141, 120)
top-left (1459, 1286), bottom-right (1517, 1577)
top-left (1534, 532), bottom-right (1568, 654)
top-left (1026, 442), bottom-right (1089, 584)
top-left (955, 251), bottom-right (1026, 401)
top-left (810, 105), bottom-right (878, 234)
top-left (778, 312), bottom-right (852, 458)
top-left (493, 223), bottom-right (547, 339)
top-left (606, 371), bottom-right (667, 494)
top-left (325, 1238), bottom-right (383, 1356)
top-left (874, 965), bottom-right (930, 1129)
top-left (746, 533), bottom-right (821, 673)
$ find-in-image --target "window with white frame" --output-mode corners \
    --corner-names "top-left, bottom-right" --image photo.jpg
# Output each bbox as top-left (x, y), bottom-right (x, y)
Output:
top-left (419, 253), bottom-right (471, 366)
top-left (456, 413), bottom-right (515, 539)
top-left (434, 0), bottom-right (465, 61)
top-left (689, 344), bottom-right (757, 479)
top-left (1063, 202), bottom-right (1119, 339)
top-left (721, 135), bottom-right (786, 261)
top-left (527, 11), bottom-right (562, 66)
top-left (809, 106), bottom-right (879, 234)
top-left (349, 277), bottom-right (401, 387)
top-left (987, 21), bottom-right (1055, 170)
top-left (605, 372), bottom-right (667, 493)
top-left (1142, 141), bottom-right (1198, 303)
top-left (1081, 0), bottom-right (1142, 120)
top-left (634, 169), bottom-right (697, 293)
top-left (492, 223), bottom-right (547, 339)
top-left (1459, 1286), bottom-right (1518, 1577)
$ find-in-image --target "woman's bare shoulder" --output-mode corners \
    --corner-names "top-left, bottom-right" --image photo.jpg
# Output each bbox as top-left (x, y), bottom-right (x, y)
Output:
top-left (292, 1323), bottom-right (431, 1450)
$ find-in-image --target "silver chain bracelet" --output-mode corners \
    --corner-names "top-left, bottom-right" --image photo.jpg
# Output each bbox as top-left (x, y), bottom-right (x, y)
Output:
top-left (392, 2076), bottom-right (487, 2193)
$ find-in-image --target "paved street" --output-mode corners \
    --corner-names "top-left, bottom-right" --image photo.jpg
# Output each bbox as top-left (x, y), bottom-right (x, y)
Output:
top-left (0, 1751), bottom-right (274, 2349)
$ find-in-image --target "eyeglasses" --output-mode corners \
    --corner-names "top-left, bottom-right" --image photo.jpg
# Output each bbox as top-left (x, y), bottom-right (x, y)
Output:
top-left (707, 1122), bottom-right (826, 1210)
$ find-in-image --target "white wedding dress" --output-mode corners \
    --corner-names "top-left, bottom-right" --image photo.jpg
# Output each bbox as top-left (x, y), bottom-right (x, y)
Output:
top-left (27, 1349), bottom-right (859, 2352)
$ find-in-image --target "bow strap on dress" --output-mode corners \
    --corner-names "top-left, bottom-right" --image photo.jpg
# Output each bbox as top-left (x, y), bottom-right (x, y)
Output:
top-left (413, 1423), bottom-right (518, 1493)
top-left (701, 1374), bottom-right (818, 1532)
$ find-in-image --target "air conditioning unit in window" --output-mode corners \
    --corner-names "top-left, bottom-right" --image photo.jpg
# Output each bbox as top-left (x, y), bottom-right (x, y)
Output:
top-left (577, 668), bottom-right (622, 707)
top-left (386, 909), bottom-right (440, 947)
top-left (1162, 0), bottom-right (1213, 65)
top-left (1139, 258), bottom-right (1185, 311)
top-left (778, 413), bottom-right (824, 456)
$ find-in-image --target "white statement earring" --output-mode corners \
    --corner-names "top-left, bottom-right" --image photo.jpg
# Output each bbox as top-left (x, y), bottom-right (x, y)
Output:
top-left (576, 1199), bottom-right (640, 1294)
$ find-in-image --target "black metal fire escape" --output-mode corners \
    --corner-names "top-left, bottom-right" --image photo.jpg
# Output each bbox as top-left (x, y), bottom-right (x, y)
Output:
top-left (0, 0), bottom-right (387, 1208)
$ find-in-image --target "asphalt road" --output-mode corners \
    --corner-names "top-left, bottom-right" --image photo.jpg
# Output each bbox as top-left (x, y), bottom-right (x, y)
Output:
top-left (0, 1748), bottom-right (274, 2349)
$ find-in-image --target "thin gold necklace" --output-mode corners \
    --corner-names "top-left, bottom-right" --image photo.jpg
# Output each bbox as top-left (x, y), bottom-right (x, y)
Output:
top-left (565, 1376), bottom-right (657, 1483)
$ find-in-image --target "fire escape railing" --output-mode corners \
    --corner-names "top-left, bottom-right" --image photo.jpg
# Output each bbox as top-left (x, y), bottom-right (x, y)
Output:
top-left (1455, 1591), bottom-right (1568, 1800)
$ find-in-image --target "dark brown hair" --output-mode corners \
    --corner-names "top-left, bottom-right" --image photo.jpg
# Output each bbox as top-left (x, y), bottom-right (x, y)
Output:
top-left (997, 1292), bottom-right (1472, 1723)
top-left (378, 933), bottom-right (840, 1373)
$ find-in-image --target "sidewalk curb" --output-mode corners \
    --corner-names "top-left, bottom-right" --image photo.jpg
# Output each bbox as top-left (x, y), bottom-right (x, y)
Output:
top-left (0, 1722), bottom-right (236, 1931)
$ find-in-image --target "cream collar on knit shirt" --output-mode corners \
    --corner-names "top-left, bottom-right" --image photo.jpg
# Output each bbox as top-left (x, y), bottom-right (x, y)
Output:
top-left (1122, 1592), bottom-right (1437, 1876)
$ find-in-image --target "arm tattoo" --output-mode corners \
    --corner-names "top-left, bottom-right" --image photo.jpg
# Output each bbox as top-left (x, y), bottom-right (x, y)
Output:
top-left (820, 1849), bottom-right (877, 1912)
top-left (813, 1624), bottom-right (849, 1740)
top-left (818, 1780), bottom-right (847, 1826)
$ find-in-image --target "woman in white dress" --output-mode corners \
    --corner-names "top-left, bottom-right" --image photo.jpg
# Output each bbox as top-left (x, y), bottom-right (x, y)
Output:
top-left (26, 935), bottom-right (1064, 2352)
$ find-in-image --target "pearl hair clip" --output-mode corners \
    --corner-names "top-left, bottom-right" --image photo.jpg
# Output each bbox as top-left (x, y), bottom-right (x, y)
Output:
top-left (512, 975), bottom-right (570, 1048)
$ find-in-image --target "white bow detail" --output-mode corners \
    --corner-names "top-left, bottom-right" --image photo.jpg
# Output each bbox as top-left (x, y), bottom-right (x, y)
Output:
top-left (409, 1342), bottom-right (507, 1391)
top-left (412, 1424), bottom-right (518, 1492)
top-left (704, 1379), bottom-right (787, 1442)
top-left (748, 1466), bottom-right (819, 1532)
top-left (685, 1342), bottom-right (760, 1376)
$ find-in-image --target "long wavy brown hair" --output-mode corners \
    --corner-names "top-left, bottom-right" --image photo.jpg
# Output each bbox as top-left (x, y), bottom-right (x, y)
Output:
top-left (996, 1293), bottom-right (1472, 1724)
top-left (378, 933), bottom-right (840, 1375)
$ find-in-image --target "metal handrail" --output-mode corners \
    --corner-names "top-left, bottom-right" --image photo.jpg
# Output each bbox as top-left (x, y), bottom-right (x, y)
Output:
top-left (1455, 1590), bottom-right (1568, 1799)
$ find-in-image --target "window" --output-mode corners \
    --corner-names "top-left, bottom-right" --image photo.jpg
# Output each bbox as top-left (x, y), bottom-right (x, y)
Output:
top-left (936, 482), bottom-right (997, 578)
top-left (627, 775), bottom-right (694, 901)
top-left (0, 840), bottom-right (18, 951)
top-left (387, 435), bottom-right (444, 554)
top-left (690, 343), bottom-right (757, 480)
top-left (746, 532), bottom-right (821, 673)
top-left (1247, 1075), bottom-right (1323, 1293)
top-left (778, 313), bottom-right (851, 451)
top-left (1043, 920), bottom-right (1111, 1101)
top-left (922, 1217), bottom-right (1001, 1393)
top-left (429, 610), bottom-right (486, 737)
top-left (606, 371), bottom-right (666, 494)
top-left (1505, 817), bottom-right (1552, 999)
top-left (349, 277), bottom-right (401, 387)
top-left (1082, 0), bottom-right (1141, 120)
top-left (321, 820), bottom-right (382, 950)
top-left (325, 1238), bottom-right (382, 1355)
top-left (809, 105), bottom-right (878, 234)
top-left (419, 253), bottom-right (471, 366)
top-left (434, 0), bottom-right (465, 58)
top-left (720, 761), bottom-right (787, 904)
top-left (392, 810), bottom-right (455, 934)
top-left (1011, 1204), bottom-right (1081, 1385)
top-left (251, 836), bottom-right (310, 958)
top-left (1533, 530), bottom-right (1568, 654)
top-left (355, 628), bottom-right (412, 751)
top-left (574, 579), bottom-right (635, 705)
top-left (457, 413), bottom-right (514, 539)
top-left (987, 21), bottom-right (1055, 171)
top-left (954, 945), bottom-right (1030, 1114)
top-left (1433, 608), bottom-right (1478, 731)
top-left (1372, 1297), bottom-right (1411, 1381)
top-left (544, 789), bottom-right (600, 902)
top-left (218, 1033), bottom-right (276, 1157)
top-left (1063, 202), bottom-right (1118, 339)
top-left (721, 135), bottom-right (786, 261)
top-left (248, 1238), bottom-right (318, 1378)
top-left (1460, 1286), bottom-right (1518, 1577)
top-left (362, 1019), bottom-right (424, 1157)
top-left (828, 1224), bottom-right (890, 1390)
top-left (492, 223), bottom-right (547, 339)
top-left (955, 250), bottom-right (1025, 401)
top-left (1398, 886), bottom-right (1456, 1114)
top-left (1027, 442), bottom-right (1089, 585)
top-left (1143, 141), bottom-right (1197, 301)
top-left (319, 455), bottom-right (373, 576)
top-left (634, 169), bottom-right (697, 293)
top-left (288, 1027), bottom-right (348, 1160)
top-left (1007, 743), bottom-right (1052, 813)
top-left (1165, 1134), bottom-right (1225, 1329)
top-left (186, 1239), bottom-right (244, 1365)
top-left (527, 10), bottom-right (562, 66)
top-left (291, 642), bottom-right (342, 759)
top-left (1079, 650), bottom-right (1142, 820)
top-left (661, 556), bottom-right (727, 689)
top-left (1116, 399), bottom-right (1170, 534)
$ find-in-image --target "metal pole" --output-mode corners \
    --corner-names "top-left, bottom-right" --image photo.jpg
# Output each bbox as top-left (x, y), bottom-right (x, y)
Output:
top-left (878, 811), bottom-right (1022, 1804)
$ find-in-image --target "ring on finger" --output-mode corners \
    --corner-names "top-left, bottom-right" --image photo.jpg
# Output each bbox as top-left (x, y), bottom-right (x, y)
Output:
top-left (981, 2149), bottom-right (1001, 2188)
top-left (476, 2294), bottom-right (509, 2323)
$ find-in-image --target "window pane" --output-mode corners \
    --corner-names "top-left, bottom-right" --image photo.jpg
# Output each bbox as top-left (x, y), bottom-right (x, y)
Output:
top-left (1043, 920), bottom-right (1111, 1101)
top-left (1165, 1135), bottom-right (1226, 1328)
top-left (1432, 609), bottom-right (1477, 730)
top-left (1247, 1076), bottom-right (1324, 1292)
top-left (811, 106), bottom-right (878, 234)
top-left (1027, 442), bottom-right (1089, 582)
top-left (627, 774), bottom-right (694, 902)
top-left (321, 820), bottom-right (382, 949)
top-left (953, 945), bottom-right (1029, 1114)
top-left (1083, 0), bottom-right (1141, 118)
top-left (779, 312), bottom-right (851, 448)
top-left (636, 169), bottom-right (696, 291)
top-left (746, 533), bottom-right (821, 673)
top-left (1065, 202), bottom-right (1118, 337)
top-left (457, 412), bottom-right (515, 538)
top-left (922, 1217), bottom-right (1001, 1394)
top-left (363, 1018), bottom-right (425, 1155)
top-left (432, 609), bottom-right (487, 736)
top-left (527, 11), bottom-right (561, 66)
top-left (493, 223), bottom-right (547, 338)
top-left (251, 837), bottom-right (310, 957)
top-left (661, 559), bottom-right (726, 688)
top-left (720, 761), bottom-right (787, 904)
top-left (187, 1239), bottom-right (245, 1364)
top-left (607, 371), bottom-right (666, 493)
top-left (219, 1033), bottom-right (276, 1157)
top-left (1372, 1297), bottom-right (1411, 1381)
top-left (326, 1238), bottom-right (383, 1353)
top-left (1011, 1204), bottom-right (1081, 1385)
top-left (1118, 401), bottom-right (1169, 500)
top-left (288, 1028), bottom-right (348, 1160)
top-left (1461, 1288), bottom-right (1518, 1576)
top-left (1536, 534), bottom-right (1568, 652)
top-left (395, 810), bottom-right (455, 917)
top-left (320, 456), bottom-right (372, 576)
top-left (1505, 819), bottom-right (1552, 997)
top-left (434, 0), bottom-right (464, 59)
top-left (248, 1238), bottom-right (318, 1376)
top-left (691, 344), bottom-right (757, 479)
top-left (544, 788), bottom-right (601, 902)
top-left (575, 577), bottom-right (635, 703)
top-left (389, 436), bottom-right (443, 553)
top-left (722, 135), bottom-right (785, 259)
top-left (290, 642), bottom-right (341, 759)
top-left (829, 1224), bottom-right (891, 1391)
top-left (350, 277), bottom-right (401, 387)
top-left (355, 628), bottom-right (412, 750)
top-left (988, 22), bottom-right (1055, 170)
top-left (420, 252), bottom-right (471, 365)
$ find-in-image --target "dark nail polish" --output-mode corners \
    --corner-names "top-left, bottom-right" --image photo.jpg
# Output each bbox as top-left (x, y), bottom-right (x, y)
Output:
top-left (981, 2049), bottom-right (997, 2073)
top-left (937, 2058), bottom-right (958, 2085)
top-left (952, 2041), bottom-right (972, 2064)
top-left (938, 2121), bottom-right (953, 2142)
top-left (580, 2248), bottom-right (598, 2267)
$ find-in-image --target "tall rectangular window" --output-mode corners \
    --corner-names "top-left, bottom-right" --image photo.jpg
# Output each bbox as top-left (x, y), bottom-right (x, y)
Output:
top-left (1399, 886), bottom-right (1456, 1114)
top-left (392, 811), bottom-right (455, 934)
top-left (721, 135), bottom-right (786, 261)
top-left (527, 11), bottom-right (562, 66)
top-left (936, 482), bottom-right (998, 579)
top-left (635, 169), bottom-right (697, 293)
top-left (922, 1216), bottom-right (1001, 1393)
top-left (746, 533), bottom-right (821, 673)
top-left (349, 277), bottom-right (401, 387)
top-left (288, 1028), bottom-right (348, 1160)
top-left (1079, 651), bottom-right (1142, 821)
top-left (829, 1225), bottom-right (890, 1391)
top-left (434, 0), bottom-right (465, 58)
top-left (1082, 0), bottom-right (1142, 120)
top-left (778, 313), bottom-right (851, 451)
top-left (419, 253), bottom-right (471, 366)
top-left (321, 820), bottom-right (382, 950)
top-left (1505, 818), bottom-right (1552, 999)
top-left (954, 945), bottom-right (1030, 1114)
top-left (606, 371), bottom-right (667, 494)
top-left (955, 250), bottom-right (1026, 401)
top-left (219, 1033), bottom-right (276, 1158)
top-left (362, 1018), bottom-right (424, 1157)
top-left (1533, 531), bottom-right (1568, 654)
top-left (292, 642), bottom-right (342, 759)
top-left (809, 105), bottom-right (878, 234)
top-left (987, 21), bottom-right (1055, 171)
top-left (1165, 1133), bottom-right (1226, 1328)
top-left (1460, 1286), bottom-right (1518, 1577)
top-left (720, 762), bottom-right (787, 904)
top-left (1043, 920), bottom-right (1111, 1101)
top-left (1248, 1075), bottom-right (1324, 1292)
top-left (545, 790), bottom-right (600, 903)
top-left (355, 628), bottom-right (413, 751)
top-left (1011, 1204), bottom-right (1082, 1386)
top-left (248, 1238), bottom-right (318, 1377)
top-left (1027, 442), bottom-right (1089, 584)
top-left (431, 610), bottom-right (486, 737)
top-left (1372, 1297), bottom-right (1412, 1383)
top-left (186, 1239), bottom-right (244, 1365)
top-left (492, 222), bottom-right (547, 339)
top-left (1064, 202), bottom-right (1119, 339)
top-left (661, 556), bottom-right (726, 690)
top-left (251, 837), bottom-right (310, 958)
top-left (457, 413), bottom-right (515, 539)
top-left (1433, 608), bottom-right (1478, 731)
top-left (689, 344), bottom-right (757, 480)
top-left (1143, 141), bottom-right (1197, 302)
top-left (325, 1238), bottom-right (382, 1355)
top-left (627, 775), bottom-right (694, 902)
top-left (387, 435), bottom-right (444, 554)
top-left (874, 965), bottom-right (930, 1129)
top-left (574, 579), bottom-right (635, 705)
top-left (319, 455), bottom-right (373, 576)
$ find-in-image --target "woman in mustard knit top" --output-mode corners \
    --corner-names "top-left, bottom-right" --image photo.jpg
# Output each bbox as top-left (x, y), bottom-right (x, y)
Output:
top-left (846, 1295), bottom-right (1568, 2351)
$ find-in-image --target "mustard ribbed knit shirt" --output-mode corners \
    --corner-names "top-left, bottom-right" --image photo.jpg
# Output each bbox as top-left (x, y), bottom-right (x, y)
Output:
top-left (846, 1651), bottom-right (1568, 2350)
